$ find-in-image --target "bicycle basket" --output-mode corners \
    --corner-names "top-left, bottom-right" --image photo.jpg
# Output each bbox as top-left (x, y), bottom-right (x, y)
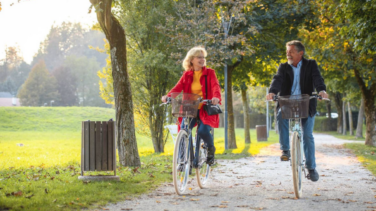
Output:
top-left (278, 94), bottom-right (310, 119)
top-left (170, 92), bottom-right (201, 118)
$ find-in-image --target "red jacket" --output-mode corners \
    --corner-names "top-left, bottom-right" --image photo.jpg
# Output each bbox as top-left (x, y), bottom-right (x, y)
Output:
top-left (167, 67), bottom-right (222, 130)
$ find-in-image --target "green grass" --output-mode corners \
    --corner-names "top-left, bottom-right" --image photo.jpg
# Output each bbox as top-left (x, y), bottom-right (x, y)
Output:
top-left (344, 143), bottom-right (376, 176)
top-left (0, 107), bottom-right (278, 210)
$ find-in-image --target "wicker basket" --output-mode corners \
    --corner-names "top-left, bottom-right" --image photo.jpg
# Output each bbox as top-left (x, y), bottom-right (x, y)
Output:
top-left (170, 92), bottom-right (201, 118)
top-left (279, 94), bottom-right (310, 119)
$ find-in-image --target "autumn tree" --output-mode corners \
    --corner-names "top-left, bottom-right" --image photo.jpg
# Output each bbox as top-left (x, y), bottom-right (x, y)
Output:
top-left (18, 60), bottom-right (58, 106)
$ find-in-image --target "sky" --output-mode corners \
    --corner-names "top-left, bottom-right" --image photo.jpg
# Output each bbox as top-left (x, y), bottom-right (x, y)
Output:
top-left (0, 0), bottom-right (98, 64)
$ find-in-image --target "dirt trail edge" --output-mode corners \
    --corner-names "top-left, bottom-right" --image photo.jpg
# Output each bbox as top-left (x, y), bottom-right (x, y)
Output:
top-left (105, 134), bottom-right (376, 211)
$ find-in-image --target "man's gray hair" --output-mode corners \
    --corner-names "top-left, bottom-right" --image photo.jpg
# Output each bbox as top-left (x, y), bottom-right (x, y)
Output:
top-left (286, 40), bottom-right (305, 53)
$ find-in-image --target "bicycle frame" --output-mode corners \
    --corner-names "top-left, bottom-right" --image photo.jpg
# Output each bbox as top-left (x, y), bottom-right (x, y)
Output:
top-left (181, 117), bottom-right (203, 171)
top-left (289, 118), bottom-right (306, 176)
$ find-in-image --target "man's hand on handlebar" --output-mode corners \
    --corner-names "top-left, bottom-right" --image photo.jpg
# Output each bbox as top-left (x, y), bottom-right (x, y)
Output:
top-left (161, 95), bottom-right (168, 103)
top-left (318, 91), bottom-right (329, 100)
top-left (211, 97), bottom-right (219, 105)
top-left (266, 93), bottom-right (275, 101)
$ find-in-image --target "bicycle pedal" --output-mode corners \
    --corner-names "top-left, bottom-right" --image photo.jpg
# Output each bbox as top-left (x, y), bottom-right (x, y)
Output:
top-left (280, 157), bottom-right (290, 161)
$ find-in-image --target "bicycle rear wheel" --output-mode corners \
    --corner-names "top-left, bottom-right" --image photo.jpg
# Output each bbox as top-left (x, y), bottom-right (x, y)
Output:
top-left (173, 130), bottom-right (191, 195)
top-left (291, 131), bottom-right (303, 198)
top-left (196, 138), bottom-right (210, 188)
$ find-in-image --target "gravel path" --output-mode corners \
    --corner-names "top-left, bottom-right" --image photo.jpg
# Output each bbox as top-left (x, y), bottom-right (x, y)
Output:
top-left (105, 134), bottom-right (376, 211)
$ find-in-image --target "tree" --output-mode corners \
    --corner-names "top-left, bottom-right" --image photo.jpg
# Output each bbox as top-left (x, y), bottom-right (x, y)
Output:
top-left (18, 60), bottom-right (58, 106)
top-left (64, 55), bottom-right (106, 107)
top-left (299, 0), bottom-right (376, 145)
top-left (89, 0), bottom-right (140, 166)
top-left (52, 66), bottom-right (78, 106)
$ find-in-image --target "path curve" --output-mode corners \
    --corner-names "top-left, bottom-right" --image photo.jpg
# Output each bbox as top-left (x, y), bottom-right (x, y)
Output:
top-left (105, 134), bottom-right (376, 211)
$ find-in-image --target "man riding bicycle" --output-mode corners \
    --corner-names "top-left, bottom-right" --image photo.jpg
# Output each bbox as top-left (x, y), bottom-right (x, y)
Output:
top-left (266, 40), bottom-right (329, 182)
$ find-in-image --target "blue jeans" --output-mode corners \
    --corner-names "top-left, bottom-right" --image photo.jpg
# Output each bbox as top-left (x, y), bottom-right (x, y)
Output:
top-left (277, 109), bottom-right (316, 170)
top-left (181, 111), bottom-right (214, 148)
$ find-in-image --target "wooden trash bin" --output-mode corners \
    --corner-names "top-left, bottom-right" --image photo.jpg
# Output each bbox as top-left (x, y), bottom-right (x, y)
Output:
top-left (80, 120), bottom-right (117, 177)
top-left (256, 125), bottom-right (267, 142)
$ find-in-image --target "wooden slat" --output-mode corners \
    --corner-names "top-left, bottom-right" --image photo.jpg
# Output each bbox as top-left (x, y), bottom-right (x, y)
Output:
top-left (89, 121), bottom-right (95, 171)
top-left (84, 121), bottom-right (90, 171)
top-left (81, 122), bottom-right (84, 175)
top-left (95, 121), bottom-right (102, 171)
top-left (113, 121), bottom-right (116, 175)
top-left (108, 121), bottom-right (113, 171)
top-left (102, 121), bottom-right (108, 170)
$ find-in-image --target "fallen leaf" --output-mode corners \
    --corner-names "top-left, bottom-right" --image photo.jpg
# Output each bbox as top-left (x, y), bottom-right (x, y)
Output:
top-left (219, 205), bottom-right (227, 208)
top-left (50, 177), bottom-right (55, 180)
top-left (188, 187), bottom-right (192, 190)
top-left (210, 193), bottom-right (219, 196)
top-left (121, 209), bottom-right (133, 211)
top-left (313, 194), bottom-right (321, 196)
top-left (348, 199), bottom-right (357, 202)
top-left (190, 198), bottom-right (199, 201)
top-left (56, 171), bottom-right (60, 174)
top-left (13, 191), bottom-right (23, 197)
top-left (53, 199), bottom-right (57, 203)
top-left (250, 207), bottom-right (264, 210)
top-left (237, 205), bottom-right (249, 207)
top-left (156, 200), bottom-right (161, 203)
top-left (45, 189), bottom-right (48, 194)
top-left (25, 194), bottom-right (34, 199)
top-left (221, 201), bottom-right (229, 203)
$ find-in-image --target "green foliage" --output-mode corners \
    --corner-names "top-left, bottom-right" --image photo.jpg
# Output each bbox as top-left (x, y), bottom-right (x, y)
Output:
top-left (17, 60), bottom-right (58, 106)
top-left (314, 116), bottom-right (337, 131)
top-left (0, 47), bottom-right (31, 95)
top-left (345, 143), bottom-right (376, 176)
top-left (64, 56), bottom-right (106, 107)
top-left (52, 66), bottom-right (78, 106)
top-left (339, 0), bottom-right (376, 54)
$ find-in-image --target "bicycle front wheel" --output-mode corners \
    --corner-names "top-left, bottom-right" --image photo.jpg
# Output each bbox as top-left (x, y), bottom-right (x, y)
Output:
top-left (291, 131), bottom-right (303, 198)
top-left (173, 130), bottom-right (190, 195)
top-left (196, 138), bottom-right (210, 188)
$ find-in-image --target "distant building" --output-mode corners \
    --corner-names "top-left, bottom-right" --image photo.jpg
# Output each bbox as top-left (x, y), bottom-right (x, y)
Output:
top-left (0, 92), bottom-right (21, 106)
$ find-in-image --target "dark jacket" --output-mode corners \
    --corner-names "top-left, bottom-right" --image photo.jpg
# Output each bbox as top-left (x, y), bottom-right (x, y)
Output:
top-left (269, 57), bottom-right (326, 117)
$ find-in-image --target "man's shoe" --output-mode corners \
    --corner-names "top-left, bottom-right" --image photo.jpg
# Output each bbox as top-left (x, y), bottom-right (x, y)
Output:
top-left (307, 169), bottom-right (319, 182)
top-left (280, 150), bottom-right (290, 161)
top-left (207, 146), bottom-right (216, 166)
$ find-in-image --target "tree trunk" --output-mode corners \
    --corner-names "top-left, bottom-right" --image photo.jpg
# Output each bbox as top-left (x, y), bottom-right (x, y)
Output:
top-left (348, 101), bottom-right (354, 136)
top-left (241, 88), bottom-right (251, 143)
top-left (353, 68), bottom-right (376, 146)
top-left (356, 97), bottom-right (364, 138)
top-left (334, 92), bottom-right (343, 134)
top-left (91, 0), bottom-right (140, 166)
top-left (342, 100), bottom-right (347, 135)
top-left (149, 103), bottom-right (166, 153)
top-left (227, 66), bottom-right (237, 149)
top-left (326, 101), bottom-right (331, 119)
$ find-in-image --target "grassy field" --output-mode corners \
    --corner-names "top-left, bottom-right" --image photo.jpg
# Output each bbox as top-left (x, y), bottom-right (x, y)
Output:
top-left (0, 107), bottom-right (278, 210)
top-left (345, 143), bottom-right (376, 176)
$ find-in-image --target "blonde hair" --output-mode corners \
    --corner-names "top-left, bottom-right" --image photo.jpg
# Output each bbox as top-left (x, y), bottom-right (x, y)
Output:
top-left (182, 46), bottom-right (207, 71)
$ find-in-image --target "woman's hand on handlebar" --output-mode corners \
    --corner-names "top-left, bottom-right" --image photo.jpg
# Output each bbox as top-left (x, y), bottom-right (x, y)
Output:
top-left (211, 97), bottom-right (220, 105)
top-left (266, 93), bottom-right (275, 101)
top-left (161, 95), bottom-right (168, 103)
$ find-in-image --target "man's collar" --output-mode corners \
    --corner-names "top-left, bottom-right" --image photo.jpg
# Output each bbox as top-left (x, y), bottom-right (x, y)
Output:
top-left (290, 59), bottom-right (303, 68)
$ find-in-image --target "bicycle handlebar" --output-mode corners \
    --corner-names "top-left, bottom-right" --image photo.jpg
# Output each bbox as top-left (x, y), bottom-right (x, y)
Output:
top-left (266, 92), bottom-right (330, 102)
top-left (159, 97), bottom-right (212, 106)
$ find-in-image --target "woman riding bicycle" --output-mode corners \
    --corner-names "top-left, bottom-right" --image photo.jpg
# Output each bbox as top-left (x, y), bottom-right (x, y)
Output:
top-left (161, 46), bottom-right (221, 165)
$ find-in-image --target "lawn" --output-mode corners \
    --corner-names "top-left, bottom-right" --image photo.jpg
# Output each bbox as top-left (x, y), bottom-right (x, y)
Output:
top-left (0, 107), bottom-right (278, 210)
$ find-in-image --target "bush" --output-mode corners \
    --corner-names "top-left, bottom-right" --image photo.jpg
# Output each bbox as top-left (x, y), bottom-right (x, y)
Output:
top-left (314, 116), bottom-right (337, 131)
